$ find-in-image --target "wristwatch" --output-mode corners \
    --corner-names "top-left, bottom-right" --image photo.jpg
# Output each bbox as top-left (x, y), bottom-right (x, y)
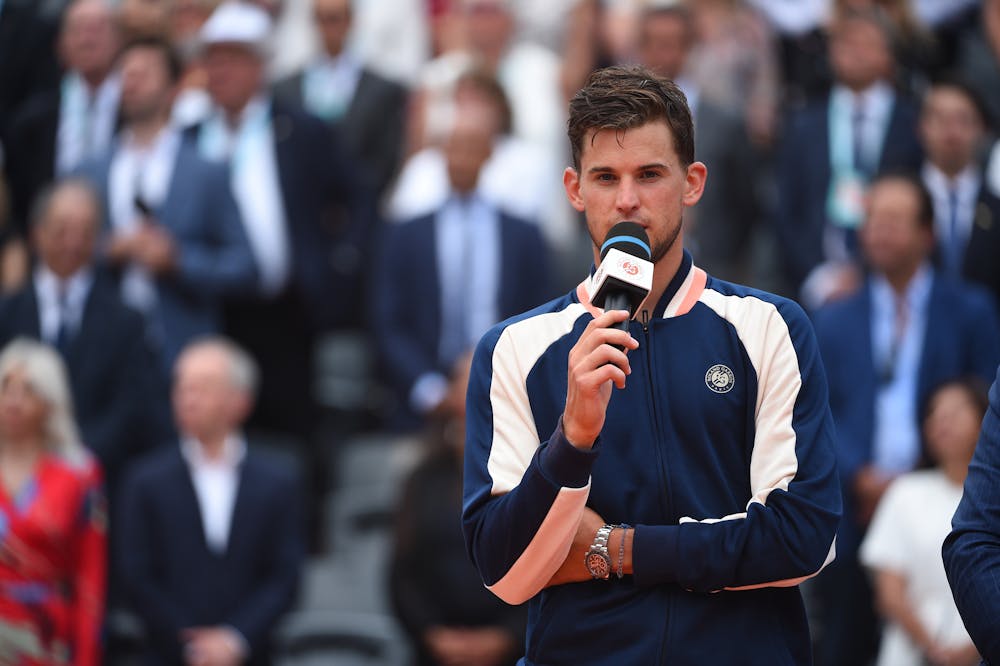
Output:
top-left (585, 524), bottom-right (615, 580)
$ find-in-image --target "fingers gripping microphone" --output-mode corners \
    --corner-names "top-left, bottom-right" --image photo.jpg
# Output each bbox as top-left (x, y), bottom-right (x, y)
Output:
top-left (590, 222), bottom-right (653, 336)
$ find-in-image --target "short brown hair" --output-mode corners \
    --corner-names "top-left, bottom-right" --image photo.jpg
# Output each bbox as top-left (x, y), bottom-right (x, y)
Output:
top-left (567, 65), bottom-right (694, 169)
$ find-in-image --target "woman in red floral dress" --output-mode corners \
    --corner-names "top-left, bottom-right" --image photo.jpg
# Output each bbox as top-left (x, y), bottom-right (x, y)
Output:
top-left (0, 339), bottom-right (106, 666)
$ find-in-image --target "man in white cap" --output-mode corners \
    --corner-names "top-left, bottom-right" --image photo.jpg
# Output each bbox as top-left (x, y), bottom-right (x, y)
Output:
top-left (195, 1), bottom-right (377, 458)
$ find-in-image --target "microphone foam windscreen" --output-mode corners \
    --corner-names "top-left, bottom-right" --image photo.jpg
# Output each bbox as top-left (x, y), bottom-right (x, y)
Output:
top-left (600, 222), bottom-right (651, 261)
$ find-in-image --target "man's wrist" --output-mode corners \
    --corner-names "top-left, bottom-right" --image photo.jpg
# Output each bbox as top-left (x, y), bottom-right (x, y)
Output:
top-left (608, 525), bottom-right (633, 577)
top-left (562, 416), bottom-right (595, 450)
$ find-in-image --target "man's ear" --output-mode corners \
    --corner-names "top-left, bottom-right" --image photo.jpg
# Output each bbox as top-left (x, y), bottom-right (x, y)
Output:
top-left (682, 161), bottom-right (708, 207)
top-left (564, 166), bottom-right (585, 212)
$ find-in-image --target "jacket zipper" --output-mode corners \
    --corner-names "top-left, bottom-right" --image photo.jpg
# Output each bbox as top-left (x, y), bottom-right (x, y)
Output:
top-left (640, 309), bottom-right (675, 661)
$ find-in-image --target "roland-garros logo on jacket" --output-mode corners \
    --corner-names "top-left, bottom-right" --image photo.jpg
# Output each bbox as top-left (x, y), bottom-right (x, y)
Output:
top-left (705, 364), bottom-right (735, 393)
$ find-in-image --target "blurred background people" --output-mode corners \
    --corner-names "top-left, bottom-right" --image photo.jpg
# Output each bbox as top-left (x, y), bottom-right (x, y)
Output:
top-left (0, 0), bottom-right (60, 142)
top-left (78, 36), bottom-right (257, 372)
top-left (0, 178), bottom-right (165, 499)
top-left (0, 338), bottom-right (105, 666)
top-left (118, 337), bottom-right (305, 666)
top-left (778, 8), bottom-right (923, 304)
top-left (812, 172), bottom-right (1000, 666)
top-left (918, 77), bottom-right (1000, 311)
top-left (0, 169), bottom-right (29, 295)
top-left (637, 2), bottom-right (762, 286)
top-left (373, 98), bottom-right (552, 432)
top-left (860, 377), bottom-right (986, 666)
top-left (4, 0), bottom-right (121, 232)
top-left (275, 0), bottom-right (408, 202)
top-left (390, 352), bottom-right (526, 666)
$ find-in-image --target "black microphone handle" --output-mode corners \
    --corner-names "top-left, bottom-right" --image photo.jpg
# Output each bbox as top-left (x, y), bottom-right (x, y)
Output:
top-left (603, 291), bottom-right (634, 351)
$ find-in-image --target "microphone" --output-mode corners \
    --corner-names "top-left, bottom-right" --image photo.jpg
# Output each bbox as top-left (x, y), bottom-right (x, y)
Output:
top-left (590, 221), bottom-right (653, 336)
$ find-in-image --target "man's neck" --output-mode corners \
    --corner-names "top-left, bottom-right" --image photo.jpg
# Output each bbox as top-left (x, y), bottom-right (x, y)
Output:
top-left (931, 159), bottom-right (972, 182)
top-left (129, 116), bottom-right (169, 148)
top-left (80, 68), bottom-right (111, 93)
top-left (884, 263), bottom-right (920, 296)
top-left (196, 434), bottom-right (229, 462)
top-left (639, 245), bottom-right (684, 316)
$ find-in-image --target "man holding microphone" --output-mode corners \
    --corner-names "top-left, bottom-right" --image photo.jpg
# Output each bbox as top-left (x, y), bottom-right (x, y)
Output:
top-left (462, 65), bottom-right (842, 664)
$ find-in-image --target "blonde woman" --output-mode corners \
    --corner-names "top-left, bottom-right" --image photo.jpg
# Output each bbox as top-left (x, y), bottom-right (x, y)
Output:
top-left (0, 338), bottom-right (106, 666)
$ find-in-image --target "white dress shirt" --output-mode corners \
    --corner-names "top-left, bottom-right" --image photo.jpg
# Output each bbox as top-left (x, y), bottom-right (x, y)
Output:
top-left (870, 264), bottom-right (933, 475)
top-left (56, 72), bottom-right (121, 176)
top-left (199, 96), bottom-right (290, 296)
top-left (180, 435), bottom-right (247, 555)
top-left (33, 265), bottom-right (93, 345)
top-left (302, 53), bottom-right (362, 122)
top-left (109, 126), bottom-right (182, 313)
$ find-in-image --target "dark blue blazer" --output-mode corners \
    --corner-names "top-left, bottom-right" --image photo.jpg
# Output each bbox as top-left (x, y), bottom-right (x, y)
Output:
top-left (117, 445), bottom-right (304, 666)
top-left (943, 364), bottom-right (1000, 664)
top-left (960, 186), bottom-right (1000, 313)
top-left (813, 274), bottom-right (1000, 554)
top-left (78, 131), bottom-right (258, 369)
top-left (372, 209), bottom-right (554, 427)
top-left (263, 98), bottom-right (379, 330)
top-left (776, 94), bottom-right (923, 289)
top-left (0, 274), bottom-right (166, 488)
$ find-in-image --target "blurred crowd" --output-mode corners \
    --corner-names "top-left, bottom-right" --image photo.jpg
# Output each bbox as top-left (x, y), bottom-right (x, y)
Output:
top-left (0, 0), bottom-right (999, 664)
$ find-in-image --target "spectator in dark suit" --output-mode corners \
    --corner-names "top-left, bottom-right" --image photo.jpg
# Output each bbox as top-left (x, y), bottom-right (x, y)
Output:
top-left (373, 95), bottom-right (553, 432)
top-left (5, 0), bottom-right (122, 230)
top-left (0, 0), bottom-right (60, 143)
top-left (637, 3), bottom-right (760, 286)
top-left (118, 337), bottom-right (305, 666)
top-left (390, 352), bottom-right (526, 666)
top-left (777, 8), bottom-right (923, 303)
top-left (944, 364), bottom-right (1000, 665)
top-left (0, 178), bottom-right (165, 494)
top-left (918, 78), bottom-right (1000, 312)
top-left (77, 36), bottom-right (257, 372)
top-left (193, 0), bottom-right (378, 440)
top-left (274, 0), bottom-right (407, 201)
top-left (811, 172), bottom-right (1000, 666)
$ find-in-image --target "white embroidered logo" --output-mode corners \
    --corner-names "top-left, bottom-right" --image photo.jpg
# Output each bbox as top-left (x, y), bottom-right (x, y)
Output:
top-left (705, 364), bottom-right (735, 394)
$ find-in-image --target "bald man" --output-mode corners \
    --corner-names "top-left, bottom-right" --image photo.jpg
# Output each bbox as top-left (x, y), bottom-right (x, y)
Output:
top-left (0, 177), bottom-right (163, 495)
top-left (118, 337), bottom-right (305, 666)
top-left (6, 0), bottom-right (122, 229)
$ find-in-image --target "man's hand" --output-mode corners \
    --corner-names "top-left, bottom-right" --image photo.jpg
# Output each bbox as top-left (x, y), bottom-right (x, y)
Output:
top-left (424, 626), bottom-right (515, 666)
top-left (132, 223), bottom-right (177, 274)
top-left (182, 626), bottom-right (245, 666)
top-left (563, 309), bottom-right (638, 449)
top-left (545, 507), bottom-right (606, 587)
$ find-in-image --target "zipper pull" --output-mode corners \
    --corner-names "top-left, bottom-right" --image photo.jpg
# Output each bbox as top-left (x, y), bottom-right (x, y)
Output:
top-left (641, 309), bottom-right (650, 333)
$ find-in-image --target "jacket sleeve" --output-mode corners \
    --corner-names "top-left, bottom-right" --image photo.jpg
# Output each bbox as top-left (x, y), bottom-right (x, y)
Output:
top-left (461, 315), bottom-right (597, 605)
top-left (172, 161), bottom-right (258, 297)
top-left (943, 365), bottom-right (1000, 664)
top-left (631, 297), bottom-right (842, 593)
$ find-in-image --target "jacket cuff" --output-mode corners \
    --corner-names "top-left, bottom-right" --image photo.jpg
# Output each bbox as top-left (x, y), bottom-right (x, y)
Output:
top-left (631, 524), bottom-right (681, 587)
top-left (537, 419), bottom-right (599, 489)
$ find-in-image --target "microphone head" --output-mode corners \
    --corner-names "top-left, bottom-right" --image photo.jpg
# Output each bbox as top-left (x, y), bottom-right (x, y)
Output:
top-left (600, 221), bottom-right (651, 262)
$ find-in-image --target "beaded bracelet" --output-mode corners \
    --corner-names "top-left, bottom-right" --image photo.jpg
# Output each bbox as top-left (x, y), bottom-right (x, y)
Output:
top-left (616, 523), bottom-right (631, 579)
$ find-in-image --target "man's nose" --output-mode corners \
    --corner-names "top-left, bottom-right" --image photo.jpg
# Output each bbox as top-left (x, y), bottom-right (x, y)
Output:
top-left (616, 179), bottom-right (640, 214)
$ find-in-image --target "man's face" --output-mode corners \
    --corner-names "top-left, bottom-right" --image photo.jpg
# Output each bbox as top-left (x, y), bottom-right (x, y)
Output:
top-left (59, 0), bottom-right (119, 80)
top-left (119, 46), bottom-right (174, 123)
top-left (204, 43), bottom-right (264, 115)
top-left (639, 13), bottom-right (689, 80)
top-left (564, 120), bottom-right (704, 266)
top-left (313, 0), bottom-right (352, 57)
top-left (172, 346), bottom-right (247, 441)
top-left (33, 185), bottom-right (99, 280)
top-left (860, 179), bottom-right (933, 276)
top-left (920, 86), bottom-right (984, 175)
top-left (828, 19), bottom-right (892, 91)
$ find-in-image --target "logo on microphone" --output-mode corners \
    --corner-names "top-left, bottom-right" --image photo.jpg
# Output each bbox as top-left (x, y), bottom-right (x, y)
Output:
top-left (705, 364), bottom-right (735, 394)
top-left (619, 257), bottom-right (643, 278)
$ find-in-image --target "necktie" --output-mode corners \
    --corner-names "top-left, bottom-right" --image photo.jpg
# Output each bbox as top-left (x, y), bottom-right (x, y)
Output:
top-left (945, 187), bottom-right (963, 276)
top-left (881, 294), bottom-right (908, 385)
top-left (852, 98), bottom-right (867, 175)
top-left (55, 285), bottom-right (72, 355)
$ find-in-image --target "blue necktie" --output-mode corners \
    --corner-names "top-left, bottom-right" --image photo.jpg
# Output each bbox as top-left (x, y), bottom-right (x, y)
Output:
top-left (55, 287), bottom-right (72, 355)
top-left (945, 188), bottom-right (963, 276)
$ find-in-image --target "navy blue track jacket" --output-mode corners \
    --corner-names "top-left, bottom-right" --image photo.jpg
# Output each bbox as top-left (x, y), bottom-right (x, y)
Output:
top-left (462, 252), bottom-right (842, 665)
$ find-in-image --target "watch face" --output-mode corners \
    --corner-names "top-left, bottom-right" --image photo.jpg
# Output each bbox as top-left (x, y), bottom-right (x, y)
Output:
top-left (586, 551), bottom-right (611, 579)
